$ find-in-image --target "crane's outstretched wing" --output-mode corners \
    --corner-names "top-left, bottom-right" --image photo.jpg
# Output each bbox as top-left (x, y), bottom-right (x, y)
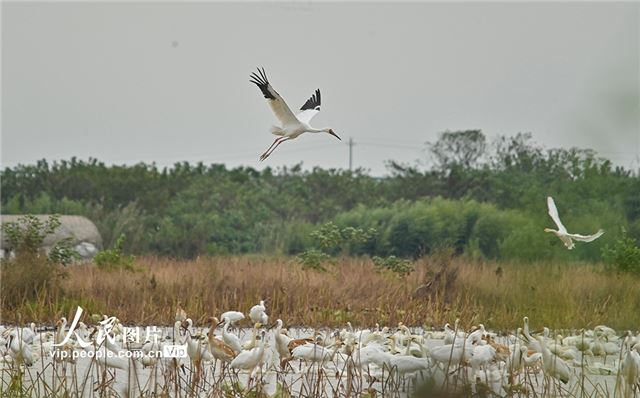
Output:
top-left (547, 197), bottom-right (567, 233)
top-left (296, 89), bottom-right (321, 124)
top-left (250, 68), bottom-right (298, 125)
top-left (567, 229), bottom-right (604, 242)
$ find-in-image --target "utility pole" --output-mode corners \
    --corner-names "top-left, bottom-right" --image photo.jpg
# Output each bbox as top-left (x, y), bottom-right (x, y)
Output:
top-left (348, 137), bottom-right (354, 171)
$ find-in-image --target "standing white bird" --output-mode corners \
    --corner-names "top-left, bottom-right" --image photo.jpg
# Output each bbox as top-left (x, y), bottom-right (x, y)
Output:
top-left (89, 345), bottom-right (130, 371)
top-left (220, 311), bottom-right (245, 325)
top-left (249, 300), bottom-right (268, 326)
top-left (537, 336), bottom-right (571, 384)
top-left (521, 317), bottom-right (542, 353)
top-left (242, 323), bottom-right (262, 350)
top-left (230, 330), bottom-right (268, 377)
top-left (221, 317), bottom-right (243, 355)
top-left (20, 323), bottom-right (36, 345)
top-left (520, 345), bottom-right (543, 369)
top-left (621, 340), bottom-right (640, 398)
top-left (444, 319), bottom-right (464, 345)
top-left (356, 343), bottom-right (390, 369)
top-left (544, 196), bottom-right (604, 250)
top-left (292, 336), bottom-right (340, 365)
top-left (171, 320), bottom-right (185, 345)
top-left (207, 317), bottom-right (236, 364)
top-left (140, 338), bottom-right (163, 368)
top-left (470, 341), bottom-right (497, 380)
top-left (429, 341), bottom-right (473, 370)
top-left (273, 319), bottom-right (292, 364)
top-left (182, 319), bottom-right (213, 364)
top-left (7, 331), bottom-right (35, 366)
top-left (250, 67), bottom-right (341, 161)
top-left (388, 354), bottom-right (430, 376)
top-left (182, 318), bottom-right (213, 383)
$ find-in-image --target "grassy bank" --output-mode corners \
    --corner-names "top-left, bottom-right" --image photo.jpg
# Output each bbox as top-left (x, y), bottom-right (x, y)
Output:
top-left (2, 256), bottom-right (639, 330)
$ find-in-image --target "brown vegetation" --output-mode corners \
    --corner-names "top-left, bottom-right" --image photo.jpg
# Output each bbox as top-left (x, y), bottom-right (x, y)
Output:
top-left (2, 255), bottom-right (639, 331)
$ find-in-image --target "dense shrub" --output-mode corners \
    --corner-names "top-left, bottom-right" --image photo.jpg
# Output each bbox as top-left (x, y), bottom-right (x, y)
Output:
top-left (371, 255), bottom-right (414, 276)
top-left (296, 249), bottom-right (331, 271)
top-left (296, 222), bottom-right (377, 270)
top-left (331, 197), bottom-right (618, 262)
top-left (602, 229), bottom-right (640, 275)
top-left (1, 132), bottom-right (637, 262)
top-left (94, 234), bottom-right (137, 271)
top-left (0, 215), bottom-right (68, 309)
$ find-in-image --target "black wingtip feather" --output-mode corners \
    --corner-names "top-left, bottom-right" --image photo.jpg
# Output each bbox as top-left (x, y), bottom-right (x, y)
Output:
top-left (250, 67), bottom-right (275, 100)
top-left (300, 88), bottom-right (321, 111)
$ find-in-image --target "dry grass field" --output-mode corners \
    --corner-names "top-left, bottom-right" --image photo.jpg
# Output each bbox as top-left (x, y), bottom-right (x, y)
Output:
top-left (3, 255), bottom-right (639, 331)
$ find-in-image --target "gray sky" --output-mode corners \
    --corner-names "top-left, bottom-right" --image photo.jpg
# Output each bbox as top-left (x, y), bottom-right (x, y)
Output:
top-left (2, 2), bottom-right (639, 175)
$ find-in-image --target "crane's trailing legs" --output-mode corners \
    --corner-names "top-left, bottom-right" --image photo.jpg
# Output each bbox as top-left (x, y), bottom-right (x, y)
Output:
top-left (260, 137), bottom-right (290, 161)
top-left (260, 138), bottom-right (283, 160)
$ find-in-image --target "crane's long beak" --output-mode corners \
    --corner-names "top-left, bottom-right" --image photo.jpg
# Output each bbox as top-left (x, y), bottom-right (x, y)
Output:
top-left (329, 131), bottom-right (341, 141)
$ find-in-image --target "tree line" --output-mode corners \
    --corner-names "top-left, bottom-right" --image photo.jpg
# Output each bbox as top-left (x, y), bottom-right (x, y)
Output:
top-left (2, 131), bottom-right (638, 262)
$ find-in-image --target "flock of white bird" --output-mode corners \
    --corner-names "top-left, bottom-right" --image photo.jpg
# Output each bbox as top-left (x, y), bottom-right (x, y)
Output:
top-left (0, 189), bottom-right (615, 396)
top-left (0, 83), bottom-right (615, 394)
top-left (0, 180), bottom-right (611, 397)
top-left (2, 299), bottom-right (639, 396)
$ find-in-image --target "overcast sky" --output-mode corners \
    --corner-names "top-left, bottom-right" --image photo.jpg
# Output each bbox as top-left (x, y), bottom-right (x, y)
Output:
top-left (2, 2), bottom-right (638, 175)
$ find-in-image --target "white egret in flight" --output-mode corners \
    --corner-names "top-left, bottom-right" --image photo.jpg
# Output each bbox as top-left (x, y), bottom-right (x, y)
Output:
top-left (544, 196), bottom-right (604, 250)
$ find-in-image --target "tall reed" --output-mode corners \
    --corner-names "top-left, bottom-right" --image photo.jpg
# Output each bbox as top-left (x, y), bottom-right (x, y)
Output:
top-left (1, 256), bottom-right (638, 331)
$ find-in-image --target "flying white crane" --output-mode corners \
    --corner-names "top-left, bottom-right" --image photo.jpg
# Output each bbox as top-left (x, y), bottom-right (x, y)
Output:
top-left (250, 67), bottom-right (341, 161)
top-left (544, 196), bottom-right (604, 250)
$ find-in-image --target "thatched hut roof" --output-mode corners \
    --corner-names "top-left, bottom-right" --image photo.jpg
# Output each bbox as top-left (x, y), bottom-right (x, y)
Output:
top-left (0, 215), bottom-right (102, 249)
